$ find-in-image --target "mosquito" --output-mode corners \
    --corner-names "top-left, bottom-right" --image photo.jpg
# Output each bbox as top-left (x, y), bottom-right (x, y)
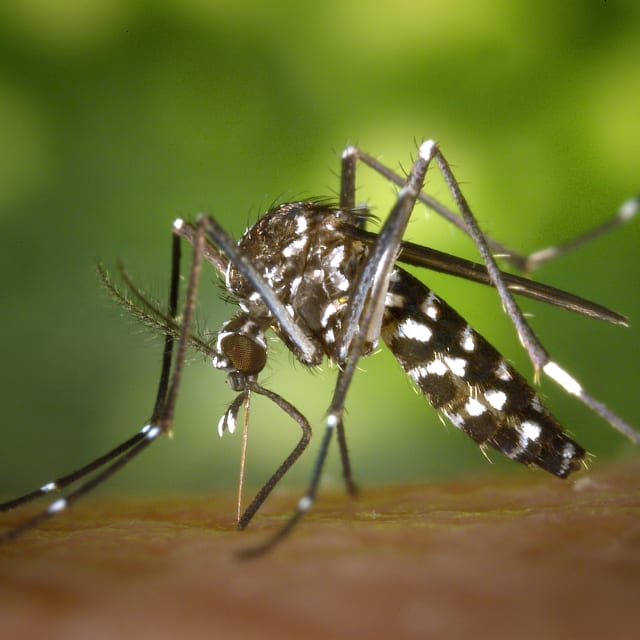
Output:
top-left (1, 141), bottom-right (638, 556)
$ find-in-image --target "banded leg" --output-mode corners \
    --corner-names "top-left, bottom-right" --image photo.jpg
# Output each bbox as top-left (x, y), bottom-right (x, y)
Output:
top-left (346, 146), bottom-right (638, 273)
top-left (346, 144), bottom-right (639, 443)
top-left (0, 223), bottom-right (204, 542)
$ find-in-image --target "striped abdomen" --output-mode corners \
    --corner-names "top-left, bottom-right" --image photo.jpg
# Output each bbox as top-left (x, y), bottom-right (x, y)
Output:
top-left (381, 267), bottom-right (585, 478)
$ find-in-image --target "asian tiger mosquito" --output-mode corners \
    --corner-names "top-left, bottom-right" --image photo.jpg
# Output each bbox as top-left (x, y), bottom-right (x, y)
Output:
top-left (1, 141), bottom-right (638, 556)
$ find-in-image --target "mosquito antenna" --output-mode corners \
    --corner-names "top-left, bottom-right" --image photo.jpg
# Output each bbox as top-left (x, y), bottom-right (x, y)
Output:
top-left (98, 262), bottom-right (215, 358)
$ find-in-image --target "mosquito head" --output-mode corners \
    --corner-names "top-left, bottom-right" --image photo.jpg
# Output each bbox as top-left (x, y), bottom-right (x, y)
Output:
top-left (213, 314), bottom-right (268, 380)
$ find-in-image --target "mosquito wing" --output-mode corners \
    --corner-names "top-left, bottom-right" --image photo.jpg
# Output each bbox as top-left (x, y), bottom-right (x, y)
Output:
top-left (348, 227), bottom-right (628, 326)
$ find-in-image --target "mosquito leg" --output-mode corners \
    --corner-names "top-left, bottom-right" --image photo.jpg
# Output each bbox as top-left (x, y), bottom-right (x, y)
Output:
top-left (238, 142), bottom-right (437, 556)
top-left (152, 234), bottom-right (181, 420)
top-left (158, 219), bottom-right (206, 433)
top-left (0, 427), bottom-right (162, 543)
top-left (521, 195), bottom-right (639, 272)
top-left (0, 431), bottom-right (148, 513)
top-left (340, 145), bottom-right (358, 212)
top-left (236, 384), bottom-right (312, 530)
top-left (171, 216), bottom-right (229, 275)
top-left (432, 146), bottom-right (639, 444)
top-left (355, 149), bottom-right (638, 273)
top-left (0, 233), bottom-right (184, 541)
top-left (236, 418), bottom-right (331, 558)
top-left (330, 141), bottom-right (437, 502)
top-left (333, 144), bottom-right (364, 496)
top-left (354, 148), bottom-right (509, 252)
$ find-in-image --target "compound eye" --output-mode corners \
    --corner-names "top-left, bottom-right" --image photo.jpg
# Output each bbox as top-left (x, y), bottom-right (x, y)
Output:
top-left (220, 333), bottom-right (267, 375)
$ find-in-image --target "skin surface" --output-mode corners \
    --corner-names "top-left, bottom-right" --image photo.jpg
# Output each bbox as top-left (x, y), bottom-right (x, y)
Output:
top-left (1, 461), bottom-right (638, 640)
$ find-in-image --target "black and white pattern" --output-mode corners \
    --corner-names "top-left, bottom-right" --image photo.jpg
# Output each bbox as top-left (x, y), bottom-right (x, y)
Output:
top-left (1, 142), bottom-right (637, 553)
top-left (220, 201), bottom-right (587, 480)
top-left (382, 267), bottom-right (583, 477)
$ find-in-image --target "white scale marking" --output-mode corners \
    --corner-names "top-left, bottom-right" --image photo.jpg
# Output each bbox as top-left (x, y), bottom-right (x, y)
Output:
top-left (520, 420), bottom-right (542, 443)
top-left (543, 361), bottom-right (582, 396)
top-left (495, 360), bottom-right (512, 381)
top-left (460, 325), bottom-right (475, 352)
top-left (48, 498), bottom-right (67, 514)
top-left (464, 397), bottom-right (486, 417)
top-left (444, 356), bottom-right (467, 377)
top-left (217, 414), bottom-right (227, 438)
top-left (295, 215), bottom-right (308, 234)
top-left (484, 389), bottom-right (507, 410)
top-left (263, 265), bottom-right (279, 285)
top-left (218, 402), bottom-right (242, 436)
top-left (618, 196), bottom-right (639, 222)
top-left (421, 293), bottom-right (439, 320)
top-left (342, 145), bottom-right (357, 159)
top-left (444, 411), bottom-right (465, 429)
top-left (408, 365), bottom-right (428, 381)
top-left (530, 395), bottom-right (544, 413)
top-left (328, 245), bottom-right (345, 269)
top-left (385, 292), bottom-right (405, 308)
top-left (398, 318), bottom-right (432, 343)
top-left (227, 411), bottom-right (236, 433)
top-left (145, 425), bottom-right (162, 440)
top-left (559, 442), bottom-right (576, 474)
top-left (426, 359), bottom-right (447, 376)
top-left (216, 331), bottom-right (231, 352)
top-left (282, 237), bottom-right (307, 258)
top-left (419, 140), bottom-right (437, 161)
top-left (225, 261), bottom-right (233, 291)
top-left (321, 302), bottom-right (338, 327)
top-left (331, 272), bottom-right (350, 291)
top-left (290, 275), bottom-right (302, 296)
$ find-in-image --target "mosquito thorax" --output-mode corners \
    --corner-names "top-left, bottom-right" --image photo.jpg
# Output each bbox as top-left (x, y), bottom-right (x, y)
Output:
top-left (225, 201), bottom-right (376, 366)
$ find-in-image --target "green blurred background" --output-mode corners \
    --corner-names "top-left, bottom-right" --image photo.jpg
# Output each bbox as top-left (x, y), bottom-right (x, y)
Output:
top-left (1, 1), bottom-right (638, 505)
